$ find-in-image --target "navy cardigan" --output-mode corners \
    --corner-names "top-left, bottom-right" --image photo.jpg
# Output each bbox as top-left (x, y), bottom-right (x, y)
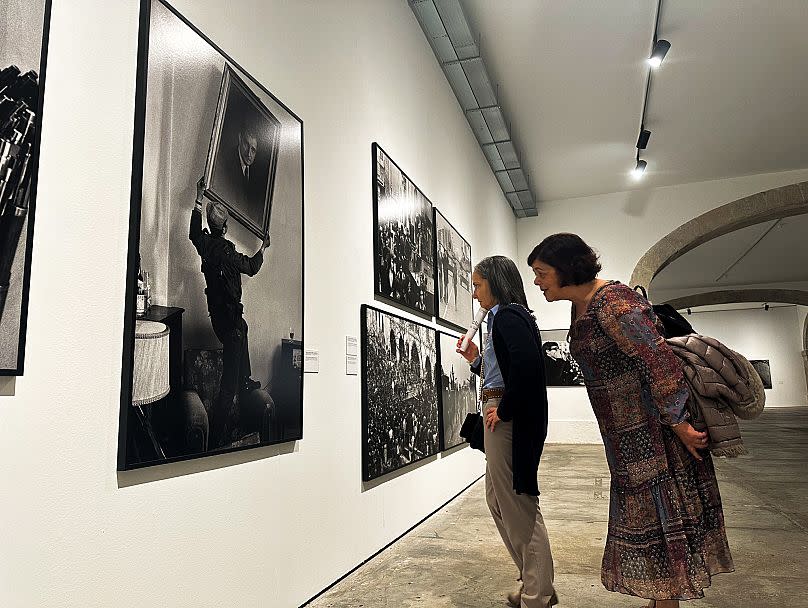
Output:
top-left (472, 304), bottom-right (549, 496)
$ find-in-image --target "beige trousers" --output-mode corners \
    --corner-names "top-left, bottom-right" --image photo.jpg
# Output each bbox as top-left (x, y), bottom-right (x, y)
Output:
top-left (484, 398), bottom-right (557, 608)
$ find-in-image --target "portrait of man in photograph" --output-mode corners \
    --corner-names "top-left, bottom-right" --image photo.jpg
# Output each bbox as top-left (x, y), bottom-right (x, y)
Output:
top-left (207, 65), bottom-right (280, 238)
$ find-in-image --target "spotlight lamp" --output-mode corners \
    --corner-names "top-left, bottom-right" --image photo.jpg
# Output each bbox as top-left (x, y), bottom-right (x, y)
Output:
top-left (648, 39), bottom-right (671, 68)
top-left (687, 308), bottom-right (692, 316)
top-left (637, 129), bottom-right (651, 150)
top-left (632, 159), bottom-right (647, 180)
top-left (764, 303), bottom-right (770, 311)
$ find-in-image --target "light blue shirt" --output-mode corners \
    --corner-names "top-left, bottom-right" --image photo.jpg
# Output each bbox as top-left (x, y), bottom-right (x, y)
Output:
top-left (481, 305), bottom-right (504, 389)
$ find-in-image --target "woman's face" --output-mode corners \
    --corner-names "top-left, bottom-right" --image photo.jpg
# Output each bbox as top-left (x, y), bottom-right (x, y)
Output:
top-left (472, 271), bottom-right (497, 310)
top-left (531, 259), bottom-right (563, 302)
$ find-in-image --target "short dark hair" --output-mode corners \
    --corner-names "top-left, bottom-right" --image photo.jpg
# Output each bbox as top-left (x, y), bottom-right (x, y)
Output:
top-left (542, 341), bottom-right (559, 352)
top-left (474, 255), bottom-right (529, 308)
top-left (527, 233), bottom-right (601, 287)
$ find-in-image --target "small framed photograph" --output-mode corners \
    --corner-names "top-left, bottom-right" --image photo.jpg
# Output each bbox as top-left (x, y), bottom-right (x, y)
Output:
top-left (541, 329), bottom-right (585, 387)
top-left (433, 208), bottom-right (472, 332)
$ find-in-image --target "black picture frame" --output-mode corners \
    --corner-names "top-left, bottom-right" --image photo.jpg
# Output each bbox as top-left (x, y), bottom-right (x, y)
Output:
top-left (541, 329), bottom-right (585, 387)
top-left (372, 142), bottom-right (435, 317)
top-left (361, 304), bottom-right (440, 481)
top-left (203, 64), bottom-right (280, 239)
top-left (0, 0), bottom-right (52, 376)
top-left (433, 208), bottom-right (472, 332)
top-left (436, 331), bottom-right (477, 451)
top-left (750, 359), bottom-right (773, 390)
top-left (118, 0), bottom-right (304, 470)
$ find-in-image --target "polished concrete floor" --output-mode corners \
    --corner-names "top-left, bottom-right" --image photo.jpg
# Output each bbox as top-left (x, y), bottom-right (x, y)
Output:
top-left (307, 407), bottom-right (808, 607)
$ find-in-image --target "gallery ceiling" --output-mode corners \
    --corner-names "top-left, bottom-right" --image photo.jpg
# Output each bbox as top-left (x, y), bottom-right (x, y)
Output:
top-left (459, 0), bottom-right (808, 203)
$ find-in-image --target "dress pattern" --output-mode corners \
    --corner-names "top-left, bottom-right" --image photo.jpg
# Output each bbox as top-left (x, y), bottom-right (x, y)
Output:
top-left (569, 282), bottom-right (734, 600)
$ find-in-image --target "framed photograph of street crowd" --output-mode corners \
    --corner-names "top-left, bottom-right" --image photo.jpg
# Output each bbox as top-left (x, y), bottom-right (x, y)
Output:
top-left (0, 0), bottom-right (52, 375)
top-left (434, 209), bottom-right (472, 332)
top-left (373, 143), bottom-right (435, 317)
top-left (437, 332), bottom-right (477, 451)
top-left (118, 0), bottom-right (303, 470)
top-left (362, 305), bottom-right (440, 481)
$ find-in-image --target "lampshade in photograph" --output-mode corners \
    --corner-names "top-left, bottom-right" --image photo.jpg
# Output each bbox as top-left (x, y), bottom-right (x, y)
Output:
top-left (132, 320), bottom-right (170, 406)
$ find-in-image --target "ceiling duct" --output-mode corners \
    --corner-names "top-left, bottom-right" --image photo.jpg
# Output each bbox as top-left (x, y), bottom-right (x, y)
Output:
top-left (409, 0), bottom-right (538, 217)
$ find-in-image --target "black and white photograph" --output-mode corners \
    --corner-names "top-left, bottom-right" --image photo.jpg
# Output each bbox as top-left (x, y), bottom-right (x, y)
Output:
top-left (438, 332), bottom-right (477, 451)
top-left (362, 304), bottom-right (440, 481)
top-left (0, 0), bottom-right (51, 375)
top-left (541, 329), bottom-right (584, 387)
top-left (118, 0), bottom-right (303, 470)
top-left (373, 143), bottom-right (435, 317)
top-left (434, 208), bottom-right (472, 331)
top-left (204, 64), bottom-right (280, 239)
top-left (750, 359), bottom-right (773, 390)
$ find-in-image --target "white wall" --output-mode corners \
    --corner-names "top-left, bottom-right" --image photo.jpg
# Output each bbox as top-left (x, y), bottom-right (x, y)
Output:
top-left (686, 306), bottom-right (807, 406)
top-left (0, 1), bottom-right (517, 607)
top-left (517, 168), bottom-right (808, 442)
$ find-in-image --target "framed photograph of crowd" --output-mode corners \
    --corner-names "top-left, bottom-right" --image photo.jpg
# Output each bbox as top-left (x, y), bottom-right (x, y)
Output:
top-left (372, 143), bottom-right (435, 317)
top-left (437, 332), bottom-right (477, 451)
top-left (361, 304), bottom-right (440, 481)
top-left (118, 0), bottom-right (304, 470)
top-left (541, 329), bottom-right (584, 387)
top-left (0, 0), bottom-right (52, 375)
top-left (750, 359), bottom-right (772, 390)
top-left (433, 208), bottom-right (472, 332)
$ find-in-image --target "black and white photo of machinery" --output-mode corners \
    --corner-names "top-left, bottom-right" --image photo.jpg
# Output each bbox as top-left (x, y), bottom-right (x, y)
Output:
top-left (372, 143), bottom-right (435, 317)
top-left (362, 304), bottom-right (440, 481)
top-left (750, 359), bottom-right (773, 390)
top-left (541, 329), bottom-right (585, 387)
top-left (437, 332), bottom-right (477, 451)
top-left (434, 208), bottom-right (472, 331)
top-left (0, 0), bottom-right (51, 375)
top-left (118, 0), bottom-right (303, 470)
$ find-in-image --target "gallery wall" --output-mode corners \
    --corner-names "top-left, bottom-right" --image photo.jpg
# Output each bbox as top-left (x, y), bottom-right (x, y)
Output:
top-left (517, 167), bottom-right (808, 442)
top-left (0, 1), bottom-right (516, 606)
top-left (684, 305), bottom-right (807, 407)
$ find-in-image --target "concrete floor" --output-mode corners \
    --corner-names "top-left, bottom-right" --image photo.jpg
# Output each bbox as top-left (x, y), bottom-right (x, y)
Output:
top-left (306, 407), bottom-right (808, 607)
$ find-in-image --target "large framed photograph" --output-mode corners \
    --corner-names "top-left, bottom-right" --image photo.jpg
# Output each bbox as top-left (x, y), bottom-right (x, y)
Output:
top-left (437, 332), bottom-right (477, 451)
top-left (118, 0), bottom-right (304, 470)
top-left (434, 208), bottom-right (472, 331)
top-left (203, 64), bottom-right (280, 239)
top-left (0, 0), bottom-right (52, 375)
top-left (362, 304), bottom-right (440, 481)
top-left (541, 329), bottom-right (584, 387)
top-left (750, 359), bottom-right (773, 390)
top-left (372, 143), bottom-right (435, 317)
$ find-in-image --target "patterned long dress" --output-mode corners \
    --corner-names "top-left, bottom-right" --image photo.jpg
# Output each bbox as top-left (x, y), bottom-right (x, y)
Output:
top-left (569, 282), bottom-right (734, 600)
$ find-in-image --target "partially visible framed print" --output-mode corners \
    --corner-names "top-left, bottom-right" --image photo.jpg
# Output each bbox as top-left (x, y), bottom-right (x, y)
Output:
top-left (750, 359), bottom-right (772, 390)
top-left (361, 304), bottom-right (440, 481)
top-left (541, 329), bottom-right (584, 387)
top-left (433, 208), bottom-right (472, 331)
top-left (437, 331), bottom-right (477, 451)
top-left (203, 64), bottom-right (280, 239)
top-left (0, 0), bottom-right (52, 375)
top-left (372, 143), bottom-right (435, 317)
top-left (118, 0), bottom-right (303, 470)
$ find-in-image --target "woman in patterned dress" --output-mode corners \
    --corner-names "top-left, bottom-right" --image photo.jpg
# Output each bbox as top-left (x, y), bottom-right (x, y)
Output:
top-left (527, 234), bottom-right (734, 607)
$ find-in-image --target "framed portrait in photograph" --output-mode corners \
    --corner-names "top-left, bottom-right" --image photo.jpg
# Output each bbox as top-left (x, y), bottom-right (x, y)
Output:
top-left (118, 0), bottom-right (303, 470)
top-left (541, 329), bottom-right (584, 387)
top-left (437, 331), bottom-right (477, 451)
top-left (0, 0), bottom-right (52, 375)
top-left (750, 359), bottom-right (773, 389)
top-left (372, 143), bottom-right (435, 317)
top-left (361, 304), bottom-right (440, 481)
top-left (204, 63), bottom-right (281, 239)
top-left (433, 208), bottom-right (472, 332)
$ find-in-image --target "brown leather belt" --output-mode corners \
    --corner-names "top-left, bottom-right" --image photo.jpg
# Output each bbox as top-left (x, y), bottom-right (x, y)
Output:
top-left (481, 387), bottom-right (505, 401)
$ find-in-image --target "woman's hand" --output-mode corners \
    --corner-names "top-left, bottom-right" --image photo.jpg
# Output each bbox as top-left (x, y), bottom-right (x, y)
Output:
top-left (456, 337), bottom-right (479, 363)
top-left (672, 421), bottom-right (708, 461)
top-left (485, 407), bottom-right (501, 432)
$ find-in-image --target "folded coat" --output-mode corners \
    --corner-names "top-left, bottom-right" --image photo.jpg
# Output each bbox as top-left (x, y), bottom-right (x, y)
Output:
top-left (666, 334), bottom-right (765, 457)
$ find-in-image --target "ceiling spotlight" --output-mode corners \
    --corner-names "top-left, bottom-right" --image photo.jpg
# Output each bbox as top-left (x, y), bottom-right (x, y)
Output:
top-left (648, 39), bottom-right (671, 68)
top-left (631, 159), bottom-right (647, 180)
top-left (764, 303), bottom-right (770, 311)
top-left (687, 308), bottom-right (692, 315)
top-left (637, 129), bottom-right (651, 149)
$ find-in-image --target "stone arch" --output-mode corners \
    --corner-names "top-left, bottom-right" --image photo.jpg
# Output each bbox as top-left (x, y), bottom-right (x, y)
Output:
top-left (804, 313), bottom-right (808, 351)
top-left (630, 181), bottom-right (808, 290)
top-left (663, 289), bottom-right (808, 310)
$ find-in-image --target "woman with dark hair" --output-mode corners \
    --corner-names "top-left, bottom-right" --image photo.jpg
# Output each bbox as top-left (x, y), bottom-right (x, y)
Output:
top-left (527, 234), bottom-right (734, 608)
top-left (457, 255), bottom-right (557, 608)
